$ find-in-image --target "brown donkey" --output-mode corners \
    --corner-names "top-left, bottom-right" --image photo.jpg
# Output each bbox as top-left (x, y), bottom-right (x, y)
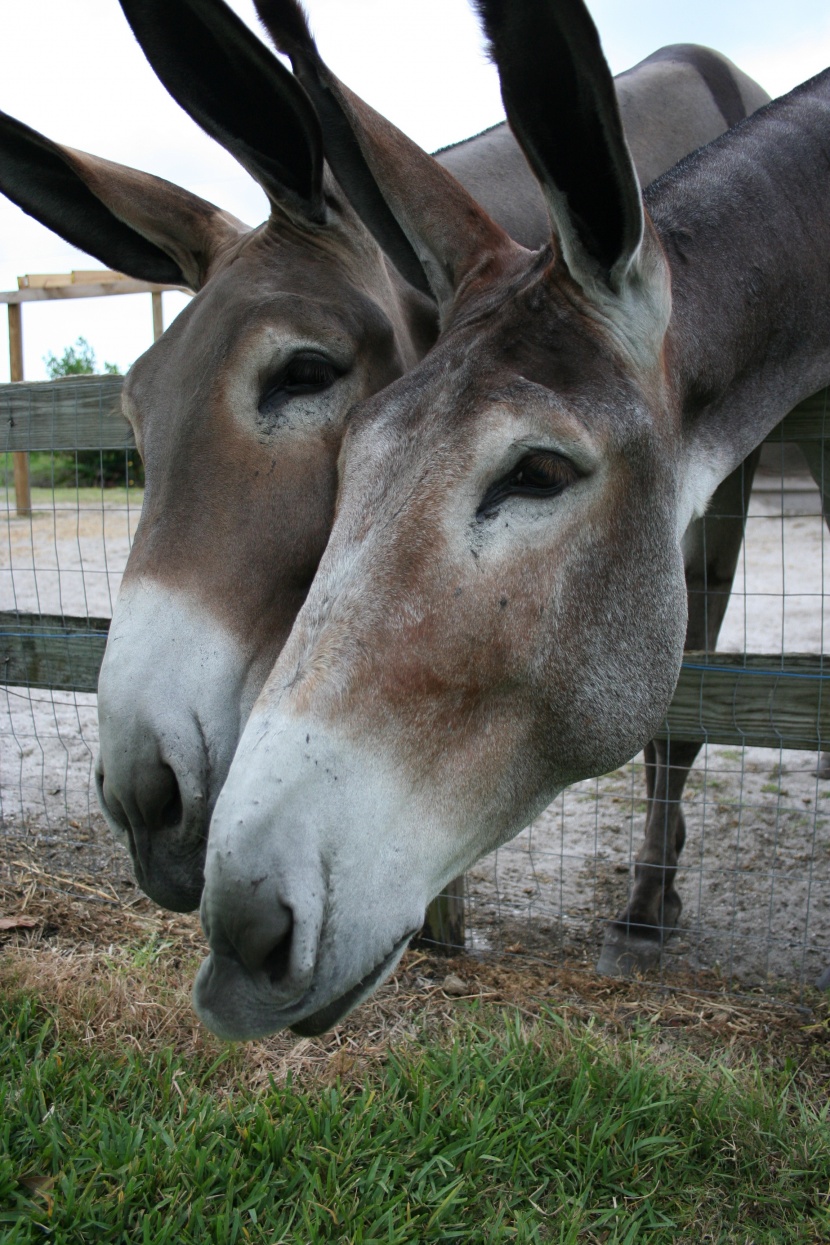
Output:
top-left (1, 0), bottom-right (430, 912)
top-left (0, 0), bottom-right (767, 914)
top-left (196, 0), bottom-right (830, 1039)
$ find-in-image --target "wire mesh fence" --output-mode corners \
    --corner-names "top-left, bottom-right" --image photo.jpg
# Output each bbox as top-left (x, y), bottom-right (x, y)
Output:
top-left (1, 376), bottom-right (828, 1000)
top-left (1, 377), bottom-right (140, 910)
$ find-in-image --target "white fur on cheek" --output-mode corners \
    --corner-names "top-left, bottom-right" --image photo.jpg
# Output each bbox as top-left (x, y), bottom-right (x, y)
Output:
top-left (676, 445), bottom-right (732, 538)
top-left (97, 579), bottom-right (258, 810)
top-left (194, 710), bottom-right (459, 1039)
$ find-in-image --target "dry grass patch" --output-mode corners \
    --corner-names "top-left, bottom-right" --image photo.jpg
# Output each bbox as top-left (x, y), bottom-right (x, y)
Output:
top-left (2, 865), bottom-right (829, 1098)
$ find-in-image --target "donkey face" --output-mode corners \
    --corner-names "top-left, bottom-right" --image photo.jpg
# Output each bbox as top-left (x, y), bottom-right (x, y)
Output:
top-left (92, 3), bottom-right (439, 910)
top-left (314, 250), bottom-right (685, 773)
top-left (121, 222), bottom-right (416, 653)
top-left (98, 199), bottom-right (429, 912)
top-left (194, 3), bottom-right (696, 1025)
top-left (0, 0), bottom-right (434, 913)
top-left (325, 262), bottom-right (686, 793)
top-left (197, 0), bottom-right (830, 1038)
top-left (197, 229), bottom-right (690, 1038)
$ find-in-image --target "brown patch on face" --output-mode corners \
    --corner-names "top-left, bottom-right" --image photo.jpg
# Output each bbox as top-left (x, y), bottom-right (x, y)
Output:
top-left (119, 215), bottom-right (435, 673)
top-left (266, 256), bottom-right (687, 843)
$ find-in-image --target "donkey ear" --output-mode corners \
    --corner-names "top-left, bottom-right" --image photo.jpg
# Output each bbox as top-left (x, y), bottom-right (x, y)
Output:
top-left (255, 0), bottom-right (430, 294)
top-left (0, 110), bottom-right (244, 291)
top-left (118, 0), bottom-right (324, 224)
top-left (476, 0), bottom-right (644, 295)
top-left (254, 0), bottom-right (515, 310)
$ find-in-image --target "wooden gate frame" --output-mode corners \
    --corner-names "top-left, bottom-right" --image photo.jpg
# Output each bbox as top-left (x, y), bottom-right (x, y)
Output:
top-left (2, 269), bottom-right (188, 515)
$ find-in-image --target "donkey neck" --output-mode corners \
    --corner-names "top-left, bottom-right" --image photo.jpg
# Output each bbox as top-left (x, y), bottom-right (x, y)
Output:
top-left (650, 70), bottom-right (830, 488)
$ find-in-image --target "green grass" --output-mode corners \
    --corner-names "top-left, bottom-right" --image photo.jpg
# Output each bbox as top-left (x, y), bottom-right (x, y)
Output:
top-left (1, 451), bottom-right (143, 492)
top-left (1, 482), bottom-right (144, 510)
top-left (1, 992), bottom-right (828, 1244)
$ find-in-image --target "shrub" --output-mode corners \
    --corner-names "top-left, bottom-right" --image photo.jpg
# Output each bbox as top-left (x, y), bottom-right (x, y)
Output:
top-left (40, 337), bottom-right (144, 488)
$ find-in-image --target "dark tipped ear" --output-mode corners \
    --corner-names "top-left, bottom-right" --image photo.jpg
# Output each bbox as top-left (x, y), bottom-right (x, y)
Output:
top-left (0, 110), bottom-right (243, 290)
top-left (476, 0), bottom-right (643, 292)
top-left (254, 0), bottom-right (514, 310)
top-left (119, 0), bottom-right (324, 222)
top-left (254, 0), bottom-right (430, 292)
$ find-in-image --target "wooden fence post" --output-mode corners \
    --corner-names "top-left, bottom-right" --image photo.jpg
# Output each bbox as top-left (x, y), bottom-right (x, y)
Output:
top-left (417, 876), bottom-right (466, 956)
top-left (8, 303), bottom-right (31, 517)
top-left (151, 291), bottom-right (164, 342)
top-left (800, 436), bottom-right (830, 517)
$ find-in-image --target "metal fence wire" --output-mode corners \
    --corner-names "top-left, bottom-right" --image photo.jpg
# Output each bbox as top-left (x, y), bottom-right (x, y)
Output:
top-left (1, 376), bottom-right (829, 999)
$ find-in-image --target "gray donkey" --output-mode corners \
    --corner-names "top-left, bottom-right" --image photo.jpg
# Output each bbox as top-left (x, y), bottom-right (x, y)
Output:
top-left (195, 0), bottom-right (830, 1040)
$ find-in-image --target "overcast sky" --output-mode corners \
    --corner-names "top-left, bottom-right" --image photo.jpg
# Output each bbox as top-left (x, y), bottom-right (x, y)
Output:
top-left (1, 0), bottom-right (829, 383)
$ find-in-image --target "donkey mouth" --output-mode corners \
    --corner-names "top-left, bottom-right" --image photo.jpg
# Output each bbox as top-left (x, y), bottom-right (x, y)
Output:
top-left (193, 933), bottom-right (415, 1040)
top-left (289, 934), bottom-right (415, 1036)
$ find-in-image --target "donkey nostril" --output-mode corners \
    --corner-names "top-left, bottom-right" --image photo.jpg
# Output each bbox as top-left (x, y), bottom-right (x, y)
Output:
top-left (96, 767), bottom-right (129, 834)
top-left (202, 893), bottom-right (301, 993)
top-left (263, 912), bottom-right (294, 986)
top-left (159, 766), bottom-right (183, 829)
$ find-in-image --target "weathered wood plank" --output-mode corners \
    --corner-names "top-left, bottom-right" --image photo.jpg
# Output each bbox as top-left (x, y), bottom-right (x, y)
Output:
top-left (1, 619), bottom-right (825, 753)
top-left (0, 375), bottom-right (132, 451)
top-left (0, 279), bottom-right (189, 304)
top-left (17, 270), bottom-right (134, 289)
top-left (0, 612), bottom-right (109, 693)
top-left (7, 303), bottom-right (31, 515)
top-left (0, 378), bottom-right (825, 455)
top-left (655, 652), bottom-right (829, 750)
top-left (152, 291), bottom-right (164, 342)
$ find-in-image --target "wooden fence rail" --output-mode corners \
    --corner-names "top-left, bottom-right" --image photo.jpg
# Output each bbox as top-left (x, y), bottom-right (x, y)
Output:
top-left (3, 269), bottom-right (189, 516)
top-left (1, 373), bottom-right (128, 452)
top-left (0, 611), bottom-right (109, 693)
top-left (2, 376), bottom-right (828, 952)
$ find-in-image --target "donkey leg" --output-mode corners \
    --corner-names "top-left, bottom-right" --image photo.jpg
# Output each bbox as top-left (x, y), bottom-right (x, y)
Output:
top-left (797, 436), bottom-right (830, 777)
top-left (808, 403), bottom-right (830, 985)
top-left (597, 450), bottom-right (761, 976)
top-left (597, 739), bottom-right (697, 974)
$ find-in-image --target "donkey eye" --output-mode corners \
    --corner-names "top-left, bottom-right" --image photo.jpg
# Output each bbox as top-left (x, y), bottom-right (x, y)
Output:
top-left (259, 351), bottom-right (343, 413)
top-left (477, 451), bottom-right (578, 520)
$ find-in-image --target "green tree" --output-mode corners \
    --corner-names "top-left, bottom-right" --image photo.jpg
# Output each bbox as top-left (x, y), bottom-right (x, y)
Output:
top-left (43, 335), bottom-right (120, 379)
top-left (40, 338), bottom-right (142, 488)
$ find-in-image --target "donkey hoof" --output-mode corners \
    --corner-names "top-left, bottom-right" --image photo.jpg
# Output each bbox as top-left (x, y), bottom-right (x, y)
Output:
top-left (596, 926), bottom-right (664, 977)
top-left (815, 964), bottom-right (830, 991)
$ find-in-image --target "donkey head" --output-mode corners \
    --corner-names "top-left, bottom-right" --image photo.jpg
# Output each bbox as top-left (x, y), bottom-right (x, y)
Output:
top-left (0, 0), bottom-right (435, 912)
top-left (197, 0), bottom-right (830, 1037)
top-left (195, 0), bottom-right (688, 1038)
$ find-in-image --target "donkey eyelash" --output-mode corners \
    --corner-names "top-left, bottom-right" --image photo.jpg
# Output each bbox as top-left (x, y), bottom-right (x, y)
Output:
top-left (258, 351), bottom-right (344, 413)
top-left (476, 450), bottom-right (580, 520)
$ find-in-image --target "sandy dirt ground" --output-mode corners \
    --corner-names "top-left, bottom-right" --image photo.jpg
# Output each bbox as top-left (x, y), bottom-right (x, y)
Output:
top-left (1, 473), bottom-right (828, 992)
